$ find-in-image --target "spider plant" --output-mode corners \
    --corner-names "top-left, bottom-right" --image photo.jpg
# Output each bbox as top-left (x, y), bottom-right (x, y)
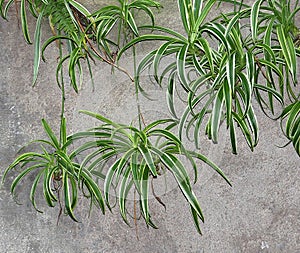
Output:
top-left (0, 0), bottom-right (97, 90)
top-left (91, 0), bottom-right (161, 61)
top-left (68, 110), bottom-right (231, 234)
top-left (2, 117), bottom-right (105, 221)
top-left (118, 0), bottom-right (299, 155)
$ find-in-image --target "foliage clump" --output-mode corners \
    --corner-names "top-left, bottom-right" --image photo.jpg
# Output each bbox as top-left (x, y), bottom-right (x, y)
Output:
top-left (1, 0), bottom-right (299, 235)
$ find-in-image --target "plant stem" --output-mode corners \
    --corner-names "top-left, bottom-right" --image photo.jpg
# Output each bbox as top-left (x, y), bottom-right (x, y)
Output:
top-left (73, 9), bottom-right (134, 82)
top-left (58, 32), bottom-right (65, 144)
top-left (133, 44), bottom-right (143, 130)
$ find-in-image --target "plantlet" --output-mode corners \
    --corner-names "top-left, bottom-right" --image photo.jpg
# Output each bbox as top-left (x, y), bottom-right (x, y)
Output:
top-left (70, 110), bottom-right (230, 233)
top-left (2, 118), bottom-right (105, 221)
top-left (92, 0), bottom-right (161, 58)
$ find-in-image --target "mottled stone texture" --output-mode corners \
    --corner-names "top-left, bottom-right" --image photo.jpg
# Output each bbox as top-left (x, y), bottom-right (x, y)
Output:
top-left (0, 1), bottom-right (299, 252)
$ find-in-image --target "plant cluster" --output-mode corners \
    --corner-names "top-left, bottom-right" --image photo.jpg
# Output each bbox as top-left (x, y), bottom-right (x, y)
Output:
top-left (1, 0), bottom-right (299, 235)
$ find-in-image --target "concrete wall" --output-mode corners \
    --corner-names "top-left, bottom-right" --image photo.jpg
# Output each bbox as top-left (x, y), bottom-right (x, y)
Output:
top-left (0, 1), bottom-right (299, 252)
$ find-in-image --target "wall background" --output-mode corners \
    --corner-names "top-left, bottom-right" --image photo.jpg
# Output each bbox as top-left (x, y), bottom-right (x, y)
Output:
top-left (0, 1), bottom-right (299, 252)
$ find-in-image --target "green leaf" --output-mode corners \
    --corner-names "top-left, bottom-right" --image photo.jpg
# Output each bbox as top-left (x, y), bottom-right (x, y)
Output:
top-left (177, 43), bottom-right (191, 92)
top-left (202, 23), bottom-right (230, 52)
top-left (287, 6), bottom-right (300, 25)
top-left (81, 170), bottom-right (105, 214)
top-left (193, 93), bottom-right (216, 148)
top-left (193, 0), bottom-right (202, 20)
top-left (259, 59), bottom-right (284, 81)
top-left (42, 36), bottom-right (77, 61)
top-left (250, 0), bottom-right (263, 42)
top-left (284, 102), bottom-right (300, 139)
top-left (80, 147), bottom-right (115, 172)
top-left (223, 79), bottom-right (232, 127)
top-left (166, 71), bottom-right (178, 118)
top-left (64, 172), bottom-right (78, 222)
top-left (131, 3), bottom-right (156, 26)
top-left (144, 119), bottom-right (176, 133)
top-left (178, 0), bottom-right (190, 33)
top-left (153, 41), bottom-right (174, 83)
top-left (194, 0), bottom-right (216, 29)
top-left (68, 48), bottom-right (83, 93)
top-left (63, 0), bottom-right (80, 30)
top-left (127, 10), bottom-right (139, 36)
top-left (69, 0), bottom-right (92, 17)
top-left (79, 110), bottom-right (119, 128)
top-left (237, 73), bottom-right (250, 116)
top-left (139, 163), bottom-right (152, 225)
top-left (2, 152), bottom-right (48, 183)
top-left (70, 176), bottom-right (78, 209)
top-left (140, 25), bottom-right (187, 41)
top-left (32, 10), bottom-right (44, 86)
top-left (42, 119), bottom-right (60, 149)
top-left (245, 51), bottom-right (255, 91)
top-left (118, 166), bottom-right (132, 224)
top-left (211, 87), bottom-right (224, 143)
top-left (224, 8), bottom-right (250, 38)
top-left (118, 35), bottom-right (178, 60)
top-left (198, 38), bottom-right (214, 74)
top-left (55, 55), bottom-right (69, 89)
top-left (236, 87), bottom-right (259, 146)
top-left (1, 0), bottom-right (14, 19)
top-left (138, 145), bottom-right (158, 177)
top-left (276, 25), bottom-right (297, 83)
top-left (150, 147), bottom-right (204, 222)
top-left (225, 52), bottom-right (236, 126)
top-left (130, 152), bottom-right (141, 193)
top-left (188, 151), bottom-right (231, 186)
top-left (79, 110), bottom-right (134, 142)
top-left (56, 150), bottom-right (75, 175)
top-left (11, 164), bottom-right (43, 197)
top-left (254, 84), bottom-right (283, 105)
top-left (114, 148), bottom-right (136, 187)
top-left (30, 169), bottom-right (45, 213)
top-left (148, 128), bottom-right (182, 148)
top-left (103, 158), bottom-right (122, 208)
top-left (166, 153), bottom-right (191, 187)
top-left (190, 204), bottom-right (202, 235)
top-left (232, 112), bottom-right (254, 151)
top-left (43, 167), bottom-right (57, 207)
top-left (229, 116), bottom-right (237, 154)
top-left (20, 0), bottom-right (32, 44)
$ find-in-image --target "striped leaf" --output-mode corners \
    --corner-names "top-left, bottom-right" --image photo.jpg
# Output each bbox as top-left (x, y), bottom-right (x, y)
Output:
top-left (194, 0), bottom-right (216, 30)
top-left (177, 43), bottom-right (191, 92)
top-left (250, 0), bottom-right (263, 42)
top-left (64, 172), bottom-right (78, 222)
top-left (32, 10), bottom-right (44, 86)
top-left (210, 87), bottom-right (225, 143)
top-left (277, 25), bottom-right (297, 83)
top-left (178, 0), bottom-right (190, 32)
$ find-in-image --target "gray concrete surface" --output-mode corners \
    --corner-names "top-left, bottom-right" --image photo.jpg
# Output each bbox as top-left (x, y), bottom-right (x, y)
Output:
top-left (0, 1), bottom-right (299, 252)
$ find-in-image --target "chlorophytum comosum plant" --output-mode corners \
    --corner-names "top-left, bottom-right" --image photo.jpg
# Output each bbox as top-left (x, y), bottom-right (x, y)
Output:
top-left (119, 0), bottom-right (300, 153)
top-left (1, 0), bottom-right (299, 235)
